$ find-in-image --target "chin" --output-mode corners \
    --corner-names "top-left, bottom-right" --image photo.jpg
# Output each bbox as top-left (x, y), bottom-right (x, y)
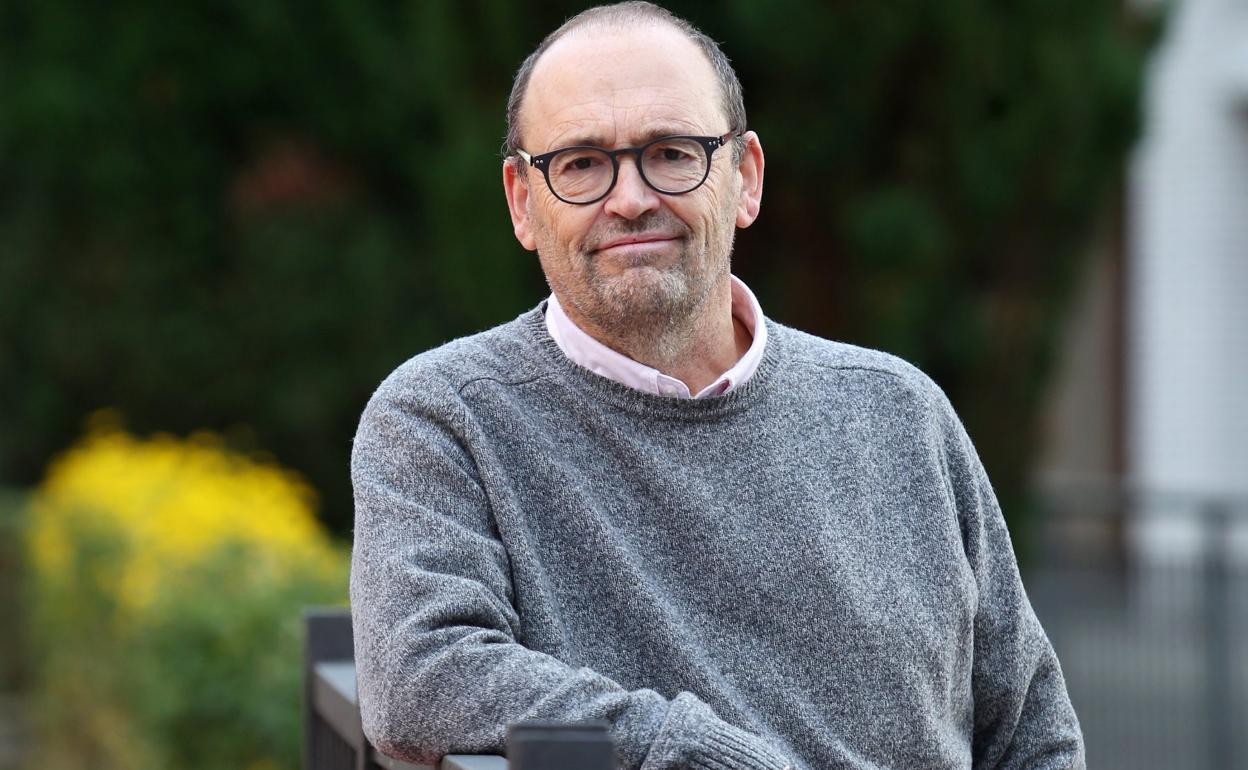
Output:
top-left (593, 267), bottom-right (693, 322)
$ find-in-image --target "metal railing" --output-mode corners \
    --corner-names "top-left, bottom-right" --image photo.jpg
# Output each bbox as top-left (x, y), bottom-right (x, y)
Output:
top-left (1026, 485), bottom-right (1248, 770)
top-left (303, 608), bottom-right (506, 770)
top-left (304, 610), bottom-right (617, 770)
top-left (308, 487), bottom-right (1248, 770)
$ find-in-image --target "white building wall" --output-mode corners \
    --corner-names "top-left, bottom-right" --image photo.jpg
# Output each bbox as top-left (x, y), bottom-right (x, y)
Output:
top-left (1128, 0), bottom-right (1248, 558)
top-left (1129, 0), bottom-right (1248, 495)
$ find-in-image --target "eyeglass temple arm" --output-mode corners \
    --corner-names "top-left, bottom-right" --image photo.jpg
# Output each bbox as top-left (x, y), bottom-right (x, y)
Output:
top-left (514, 148), bottom-right (539, 167)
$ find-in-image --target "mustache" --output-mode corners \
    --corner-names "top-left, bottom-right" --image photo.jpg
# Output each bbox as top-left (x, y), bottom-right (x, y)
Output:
top-left (584, 213), bottom-right (690, 252)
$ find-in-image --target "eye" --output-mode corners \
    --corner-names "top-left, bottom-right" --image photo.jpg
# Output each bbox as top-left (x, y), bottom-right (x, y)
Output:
top-left (553, 150), bottom-right (607, 176)
top-left (644, 138), bottom-right (701, 166)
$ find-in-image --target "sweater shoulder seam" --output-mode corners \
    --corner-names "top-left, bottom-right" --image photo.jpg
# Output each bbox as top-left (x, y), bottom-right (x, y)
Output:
top-left (788, 358), bottom-right (939, 406)
top-left (456, 372), bottom-right (555, 397)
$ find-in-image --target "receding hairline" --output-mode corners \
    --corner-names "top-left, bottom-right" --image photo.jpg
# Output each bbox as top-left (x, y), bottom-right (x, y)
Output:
top-left (519, 21), bottom-right (719, 144)
top-left (504, 2), bottom-right (747, 159)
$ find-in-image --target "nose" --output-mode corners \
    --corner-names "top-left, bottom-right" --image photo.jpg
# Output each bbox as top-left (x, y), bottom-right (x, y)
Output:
top-left (601, 154), bottom-right (660, 219)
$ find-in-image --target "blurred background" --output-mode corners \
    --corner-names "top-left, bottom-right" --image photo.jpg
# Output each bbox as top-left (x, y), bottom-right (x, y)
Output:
top-left (0, 0), bottom-right (1244, 768)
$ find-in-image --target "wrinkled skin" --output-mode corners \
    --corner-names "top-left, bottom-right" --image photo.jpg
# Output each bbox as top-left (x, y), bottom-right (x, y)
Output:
top-left (503, 22), bottom-right (764, 389)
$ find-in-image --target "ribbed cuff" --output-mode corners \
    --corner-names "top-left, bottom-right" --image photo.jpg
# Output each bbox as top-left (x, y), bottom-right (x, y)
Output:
top-left (641, 693), bottom-right (792, 770)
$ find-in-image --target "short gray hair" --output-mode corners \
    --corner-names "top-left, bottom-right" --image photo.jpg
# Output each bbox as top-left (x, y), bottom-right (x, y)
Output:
top-left (503, 2), bottom-right (747, 159)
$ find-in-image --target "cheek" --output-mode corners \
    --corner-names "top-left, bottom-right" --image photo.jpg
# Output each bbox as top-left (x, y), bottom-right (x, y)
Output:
top-left (531, 195), bottom-right (593, 251)
top-left (687, 188), bottom-right (737, 244)
top-left (693, 168), bottom-right (739, 224)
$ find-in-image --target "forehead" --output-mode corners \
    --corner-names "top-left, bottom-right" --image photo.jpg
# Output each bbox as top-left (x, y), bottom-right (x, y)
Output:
top-left (523, 23), bottom-right (725, 151)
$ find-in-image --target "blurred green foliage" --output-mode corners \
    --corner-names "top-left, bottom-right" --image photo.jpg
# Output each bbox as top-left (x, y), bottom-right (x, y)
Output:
top-left (29, 538), bottom-right (346, 770)
top-left (25, 421), bottom-right (348, 769)
top-left (0, 1), bottom-right (1156, 533)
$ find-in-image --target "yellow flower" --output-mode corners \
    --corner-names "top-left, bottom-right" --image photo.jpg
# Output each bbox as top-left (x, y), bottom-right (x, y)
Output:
top-left (27, 413), bottom-right (342, 616)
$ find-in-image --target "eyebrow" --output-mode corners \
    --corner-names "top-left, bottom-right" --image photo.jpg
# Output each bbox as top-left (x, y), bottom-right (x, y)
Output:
top-left (550, 125), bottom-right (704, 151)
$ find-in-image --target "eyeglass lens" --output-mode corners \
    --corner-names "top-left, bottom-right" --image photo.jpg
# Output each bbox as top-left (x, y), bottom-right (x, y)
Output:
top-left (547, 138), bottom-right (708, 203)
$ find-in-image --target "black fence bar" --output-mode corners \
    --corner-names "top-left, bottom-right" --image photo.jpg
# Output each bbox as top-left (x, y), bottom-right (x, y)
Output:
top-left (303, 608), bottom-right (516, 770)
top-left (1202, 501), bottom-right (1233, 770)
top-left (1027, 485), bottom-right (1248, 770)
top-left (304, 608), bottom-right (364, 770)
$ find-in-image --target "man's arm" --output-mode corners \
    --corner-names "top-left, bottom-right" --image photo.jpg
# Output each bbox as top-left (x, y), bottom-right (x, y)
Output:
top-left (935, 395), bottom-right (1086, 770)
top-left (349, 377), bottom-right (792, 770)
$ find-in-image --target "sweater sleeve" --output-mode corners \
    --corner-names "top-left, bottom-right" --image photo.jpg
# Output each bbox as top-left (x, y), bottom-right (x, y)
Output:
top-left (348, 378), bottom-right (792, 770)
top-left (935, 395), bottom-right (1086, 770)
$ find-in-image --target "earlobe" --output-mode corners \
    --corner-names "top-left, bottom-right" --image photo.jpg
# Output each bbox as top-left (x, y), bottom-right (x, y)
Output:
top-left (735, 132), bottom-right (765, 228)
top-left (503, 158), bottom-right (538, 251)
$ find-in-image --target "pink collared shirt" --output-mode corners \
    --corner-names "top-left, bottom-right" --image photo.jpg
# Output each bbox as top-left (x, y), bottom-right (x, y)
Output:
top-left (544, 275), bottom-right (768, 399)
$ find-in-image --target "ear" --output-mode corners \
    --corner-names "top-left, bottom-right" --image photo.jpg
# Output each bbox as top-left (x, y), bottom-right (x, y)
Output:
top-left (734, 131), bottom-right (765, 229)
top-left (503, 157), bottom-right (538, 251)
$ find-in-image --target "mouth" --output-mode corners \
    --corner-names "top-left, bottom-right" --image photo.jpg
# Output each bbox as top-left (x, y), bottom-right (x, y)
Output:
top-left (592, 233), bottom-right (681, 253)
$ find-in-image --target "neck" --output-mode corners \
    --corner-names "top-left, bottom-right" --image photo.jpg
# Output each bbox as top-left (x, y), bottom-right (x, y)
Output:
top-left (561, 274), bottom-right (749, 394)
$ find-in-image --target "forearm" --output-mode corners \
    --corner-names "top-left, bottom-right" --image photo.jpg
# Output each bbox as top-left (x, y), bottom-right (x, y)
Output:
top-left (969, 620), bottom-right (1084, 769)
top-left (933, 395), bottom-right (1084, 769)
top-left (349, 389), bottom-right (791, 770)
top-left (352, 623), bottom-right (787, 770)
top-left (349, 533), bottom-right (791, 770)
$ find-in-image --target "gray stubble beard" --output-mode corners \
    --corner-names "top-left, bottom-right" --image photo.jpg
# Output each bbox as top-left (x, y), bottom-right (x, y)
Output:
top-left (534, 202), bottom-right (738, 371)
top-left (584, 242), bottom-right (708, 364)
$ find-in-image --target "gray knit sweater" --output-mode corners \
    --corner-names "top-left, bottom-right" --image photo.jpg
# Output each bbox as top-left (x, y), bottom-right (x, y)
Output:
top-left (349, 305), bottom-right (1084, 770)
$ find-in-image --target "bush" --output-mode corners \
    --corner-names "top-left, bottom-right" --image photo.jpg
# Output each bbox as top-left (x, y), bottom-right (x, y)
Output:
top-left (25, 413), bottom-right (347, 770)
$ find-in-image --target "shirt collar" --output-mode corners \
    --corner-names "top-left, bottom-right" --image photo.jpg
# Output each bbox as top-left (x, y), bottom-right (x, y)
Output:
top-left (544, 275), bottom-right (768, 399)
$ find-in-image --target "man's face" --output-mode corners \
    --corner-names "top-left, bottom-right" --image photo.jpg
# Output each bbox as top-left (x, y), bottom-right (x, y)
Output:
top-left (503, 24), bottom-right (762, 336)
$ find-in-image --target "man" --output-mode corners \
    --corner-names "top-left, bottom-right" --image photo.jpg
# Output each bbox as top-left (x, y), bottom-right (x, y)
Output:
top-left (349, 3), bottom-right (1085, 769)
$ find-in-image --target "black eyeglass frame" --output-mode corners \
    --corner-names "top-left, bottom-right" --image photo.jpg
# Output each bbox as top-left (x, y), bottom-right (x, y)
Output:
top-left (514, 130), bottom-right (742, 205)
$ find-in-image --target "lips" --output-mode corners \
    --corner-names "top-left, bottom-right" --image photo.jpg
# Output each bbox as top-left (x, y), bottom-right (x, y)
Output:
top-left (592, 233), bottom-right (680, 252)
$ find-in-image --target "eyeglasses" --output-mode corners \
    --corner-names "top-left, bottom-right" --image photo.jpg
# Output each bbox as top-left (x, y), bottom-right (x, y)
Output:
top-left (514, 130), bottom-right (740, 205)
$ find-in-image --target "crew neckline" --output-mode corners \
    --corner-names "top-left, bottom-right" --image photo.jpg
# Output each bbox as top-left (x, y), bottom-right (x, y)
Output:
top-left (543, 275), bottom-right (768, 399)
top-left (518, 305), bottom-right (785, 421)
